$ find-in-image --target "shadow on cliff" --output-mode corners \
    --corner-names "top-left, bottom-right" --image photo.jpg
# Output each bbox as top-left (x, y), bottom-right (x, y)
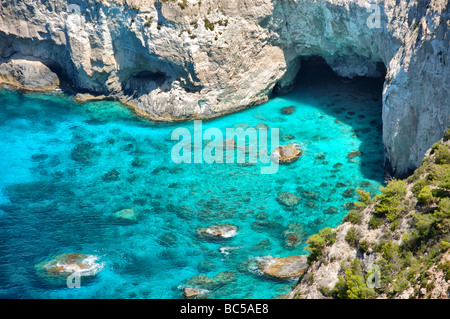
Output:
top-left (279, 56), bottom-right (387, 185)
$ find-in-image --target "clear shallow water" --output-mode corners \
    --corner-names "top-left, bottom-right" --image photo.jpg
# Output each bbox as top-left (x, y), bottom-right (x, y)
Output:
top-left (0, 65), bottom-right (385, 299)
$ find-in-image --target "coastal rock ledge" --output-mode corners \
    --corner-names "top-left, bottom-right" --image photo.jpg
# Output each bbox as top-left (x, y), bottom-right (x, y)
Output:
top-left (0, 0), bottom-right (449, 175)
top-left (260, 255), bottom-right (308, 280)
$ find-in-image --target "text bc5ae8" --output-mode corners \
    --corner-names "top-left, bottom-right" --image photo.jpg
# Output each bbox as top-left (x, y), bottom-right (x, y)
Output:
top-left (224, 303), bottom-right (269, 314)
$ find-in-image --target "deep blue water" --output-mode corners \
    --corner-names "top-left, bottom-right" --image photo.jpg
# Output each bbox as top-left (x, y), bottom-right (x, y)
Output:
top-left (0, 65), bottom-right (384, 298)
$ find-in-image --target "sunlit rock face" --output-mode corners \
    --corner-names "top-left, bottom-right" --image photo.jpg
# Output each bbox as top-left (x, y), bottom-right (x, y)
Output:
top-left (0, 0), bottom-right (448, 176)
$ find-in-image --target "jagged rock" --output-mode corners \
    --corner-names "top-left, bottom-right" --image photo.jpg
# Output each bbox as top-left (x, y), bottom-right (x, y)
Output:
top-left (0, 0), bottom-right (447, 176)
top-left (276, 192), bottom-right (301, 209)
top-left (0, 57), bottom-right (59, 91)
top-left (183, 287), bottom-right (208, 299)
top-left (272, 144), bottom-right (302, 164)
top-left (74, 93), bottom-right (107, 103)
top-left (35, 253), bottom-right (103, 285)
top-left (196, 224), bottom-right (238, 241)
top-left (260, 255), bottom-right (308, 279)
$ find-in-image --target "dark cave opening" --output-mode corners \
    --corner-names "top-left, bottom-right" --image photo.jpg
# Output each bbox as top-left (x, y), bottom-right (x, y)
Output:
top-left (273, 55), bottom-right (388, 182)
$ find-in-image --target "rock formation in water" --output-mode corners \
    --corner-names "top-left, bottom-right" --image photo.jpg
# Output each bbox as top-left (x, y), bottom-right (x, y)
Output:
top-left (0, 0), bottom-right (449, 175)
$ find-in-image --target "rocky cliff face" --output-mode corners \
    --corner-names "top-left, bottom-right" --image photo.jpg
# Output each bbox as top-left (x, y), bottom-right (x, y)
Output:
top-left (0, 0), bottom-right (448, 175)
top-left (288, 135), bottom-right (450, 299)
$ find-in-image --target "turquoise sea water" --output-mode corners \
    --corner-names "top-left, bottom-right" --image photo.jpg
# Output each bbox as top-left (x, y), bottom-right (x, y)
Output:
top-left (0, 64), bottom-right (384, 299)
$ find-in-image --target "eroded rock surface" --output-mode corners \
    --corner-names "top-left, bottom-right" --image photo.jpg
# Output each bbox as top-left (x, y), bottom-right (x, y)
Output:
top-left (0, 0), bottom-right (448, 175)
top-left (260, 255), bottom-right (308, 279)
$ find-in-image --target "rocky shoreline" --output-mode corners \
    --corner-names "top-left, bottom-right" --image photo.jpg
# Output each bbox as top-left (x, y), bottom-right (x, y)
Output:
top-left (288, 133), bottom-right (450, 299)
top-left (0, 0), bottom-right (449, 176)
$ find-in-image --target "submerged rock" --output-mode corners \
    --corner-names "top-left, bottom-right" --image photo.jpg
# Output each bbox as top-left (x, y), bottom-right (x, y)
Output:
top-left (333, 163), bottom-right (343, 169)
top-left (301, 190), bottom-right (320, 201)
top-left (359, 181), bottom-right (371, 188)
top-left (346, 151), bottom-right (362, 159)
top-left (196, 224), bottom-right (238, 241)
top-left (280, 106), bottom-right (295, 115)
top-left (197, 260), bottom-right (216, 272)
top-left (343, 188), bottom-right (355, 198)
top-left (70, 142), bottom-right (96, 165)
top-left (102, 169), bottom-right (120, 182)
top-left (35, 253), bottom-right (103, 285)
top-left (254, 122), bottom-right (270, 130)
top-left (112, 208), bottom-right (140, 223)
top-left (259, 255), bottom-right (308, 280)
top-left (251, 239), bottom-right (272, 251)
top-left (284, 223), bottom-right (307, 248)
top-left (185, 271), bottom-right (237, 290)
top-left (224, 137), bottom-right (236, 150)
top-left (251, 221), bottom-right (286, 236)
top-left (158, 232), bottom-right (178, 247)
top-left (272, 144), bottom-right (302, 164)
top-left (183, 287), bottom-right (209, 299)
top-left (282, 134), bottom-right (295, 142)
top-left (324, 206), bottom-right (338, 215)
top-left (276, 192), bottom-right (301, 209)
top-left (131, 157), bottom-right (147, 168)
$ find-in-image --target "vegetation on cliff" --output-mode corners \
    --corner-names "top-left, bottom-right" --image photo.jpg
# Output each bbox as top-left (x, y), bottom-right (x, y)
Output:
top-left (294, 129), bottom-right (450, 299)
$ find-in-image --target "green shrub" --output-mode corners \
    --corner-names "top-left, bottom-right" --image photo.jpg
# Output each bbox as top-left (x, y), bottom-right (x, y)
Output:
top-left (401, 229), bottom-right (421, 251)
top-left (345, 226), bottom-right (359, 247)
top-left (418, 185), bottom-right (434, 204)
top-left (438, 261), bottom-right (450, 281)
top-left (358, 189), bottom-right (371, 201)
top-left (306, 227), bottom-right (336, 263)
top-left (204, 18), bottom-right (215, 31)
top-left (412, 177), bottom-right (430, 196)
top-left (359, 240), bottom-right (370, 252)
top-left (178, 0), bottom-right (187, 9)
top-left (443, 128), bottom-right (450, 141)
top-left (439, 240), bottom-right (450, 252)
top-left (374, 179), bottom-right (407, 221)
top-left (333, 259), bottom-right (376, 299)
top-left (413, 213), bottom-right (436, 237)
top-left (344, 210), bottom-right (363, 224)
top-left (435, 144), bottom-right (450, 164)
top-left (369, 215), bottom-right (384, 229)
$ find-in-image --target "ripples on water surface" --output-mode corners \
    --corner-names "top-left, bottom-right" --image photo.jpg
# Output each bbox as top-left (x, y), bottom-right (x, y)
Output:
top-left (0, 64), bottom-right (385, 298)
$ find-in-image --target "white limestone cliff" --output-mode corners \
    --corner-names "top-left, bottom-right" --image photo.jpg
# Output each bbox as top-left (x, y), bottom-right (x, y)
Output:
top-left (0, 0), bottom-right (448, 176)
